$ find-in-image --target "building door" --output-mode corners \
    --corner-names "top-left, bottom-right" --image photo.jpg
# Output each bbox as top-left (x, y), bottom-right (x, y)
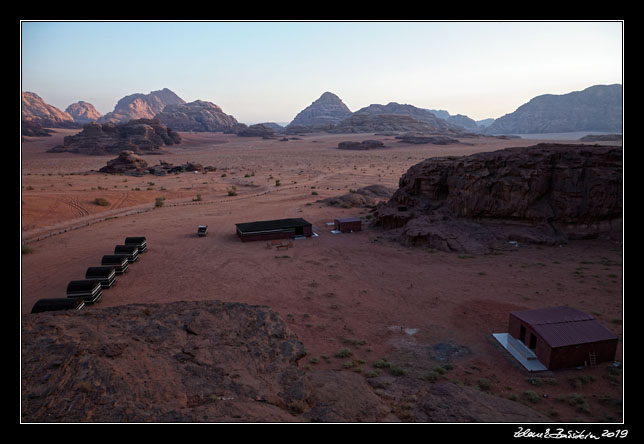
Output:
top-left (520, 325), bottom-right (526, 343)
top-left (529, 333), bottom-right (537, 350)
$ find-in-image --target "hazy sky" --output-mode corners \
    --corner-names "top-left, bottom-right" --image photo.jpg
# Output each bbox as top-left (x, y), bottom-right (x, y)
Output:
top-left (20, 21), bottom-right (623, 124)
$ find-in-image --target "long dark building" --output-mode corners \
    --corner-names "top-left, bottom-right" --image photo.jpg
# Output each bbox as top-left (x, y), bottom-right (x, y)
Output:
top-left (235, 218), bottom-right (312, 242)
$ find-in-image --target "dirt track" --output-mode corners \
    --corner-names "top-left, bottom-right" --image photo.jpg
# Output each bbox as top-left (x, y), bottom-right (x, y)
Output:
top-left (21, 130), bottom-right (624, 422)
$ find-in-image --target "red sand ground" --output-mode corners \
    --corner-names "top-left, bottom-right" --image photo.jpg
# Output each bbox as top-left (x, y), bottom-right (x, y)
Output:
top-left (21, 130), bottom-right (624, 423)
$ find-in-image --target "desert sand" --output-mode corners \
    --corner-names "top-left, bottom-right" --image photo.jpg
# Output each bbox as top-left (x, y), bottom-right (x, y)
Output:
top-left (21, 129), bottom-right (623, 423)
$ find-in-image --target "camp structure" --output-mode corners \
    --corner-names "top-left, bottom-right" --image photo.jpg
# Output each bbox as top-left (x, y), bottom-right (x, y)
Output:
top-left (85, 266), bottom-right (117, 288)
top-left (494, 306), bottom-right (618, 371)
top-left (124, 236), bottom-right (147, 253)
top-left (334, 217), bottom-right (362, 233)
top-left (114, 244), bottom-right (139, 263)
top-left (66, 280), bottom-right (103, 304)
top-left (101, 254), bottom-right (129, 274)
top-left (31, 298), bottom-right (85, 313)
top-left (197, 225), bottom-right (208, 237)
top-left (235, 218), bottom-right (312, 242)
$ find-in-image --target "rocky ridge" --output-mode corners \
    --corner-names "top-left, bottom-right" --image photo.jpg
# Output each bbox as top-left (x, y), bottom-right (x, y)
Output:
top-left (373, 143), bottom-right (622, 254)
top-left (485, 84), bottom-right (622, 135)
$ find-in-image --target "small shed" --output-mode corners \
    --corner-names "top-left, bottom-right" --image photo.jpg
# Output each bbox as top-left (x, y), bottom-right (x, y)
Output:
top-left (235, 218), bottom-right (312, 242)
top-left (508, 306), bottom-right (618, 370)
top-left (334, 217), bottom-right (362, 233)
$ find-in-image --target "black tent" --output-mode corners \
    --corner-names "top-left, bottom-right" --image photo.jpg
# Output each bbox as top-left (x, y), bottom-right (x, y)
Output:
top-left (125, 236), bottom-right (147, 253)
top-left (66, 280), bottom-right (102, 304)
top-left (101, 255), bottom-right (129, 274)
top-left (114, 245), bottom-right (139, 262)
top-left (85, 266), bottom-right (117, 288)
top-left (31, 298), bottom-right (85, 313)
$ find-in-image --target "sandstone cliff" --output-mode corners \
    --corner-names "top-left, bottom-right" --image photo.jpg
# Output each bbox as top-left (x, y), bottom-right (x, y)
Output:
top-left (374, 143), bottom-right (622, 254)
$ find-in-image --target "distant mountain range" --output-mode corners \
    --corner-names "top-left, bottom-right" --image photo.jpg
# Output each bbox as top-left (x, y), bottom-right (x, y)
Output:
top-left (22, 84), bottom-right (623, 138)
top-left (484, 84), bottom-right (622, 134)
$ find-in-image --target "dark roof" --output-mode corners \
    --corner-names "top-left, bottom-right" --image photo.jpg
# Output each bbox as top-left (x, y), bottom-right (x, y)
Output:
top-left (86, 266), bottom-right (116, 277)
top-left (236, 218), bottom-right (311, 234)
top-left (125, 236), bottom-right (146, 243)
top-left (102, 255), bottom-right (128, 264)
top-left (115, 245), bottom-right (138, 253)
top-left (335, 217), bottom-right (361, 223)
top-left (67, 280), bottom-right (102, 292)
top-left (31, 298), bottom-right (84, 313)
top-left (511, 306), bottom-right (618, 348)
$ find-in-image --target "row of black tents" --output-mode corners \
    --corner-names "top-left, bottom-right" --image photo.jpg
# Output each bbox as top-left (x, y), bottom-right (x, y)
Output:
top-left (30, 237), bottom-right (147, 314)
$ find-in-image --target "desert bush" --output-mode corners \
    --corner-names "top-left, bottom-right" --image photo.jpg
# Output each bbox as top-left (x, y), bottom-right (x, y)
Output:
top-left (154, 197), bottom-right (166, 208)
top-left (94, 197), bottom-right (109, 206)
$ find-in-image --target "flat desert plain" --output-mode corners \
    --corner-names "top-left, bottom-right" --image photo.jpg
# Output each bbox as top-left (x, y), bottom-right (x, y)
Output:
top-left (21, 130), bottom-right (623, 422)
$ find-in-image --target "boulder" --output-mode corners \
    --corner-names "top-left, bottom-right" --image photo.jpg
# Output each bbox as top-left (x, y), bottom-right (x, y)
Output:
top-left (373, 143), bottom-right (622, 253)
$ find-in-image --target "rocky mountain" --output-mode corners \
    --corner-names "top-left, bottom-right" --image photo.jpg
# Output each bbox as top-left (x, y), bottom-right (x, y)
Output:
top-left (354, 103), bottom-right (463, 133)
top-left (287, 92), bottom-right (352, 129)
top-left (155, 100), bottom-right (239, 132)
top-left (21, 91), bottom-right (80, 129)
top-left (374, 143), bottom-right (622, 254)
top-left (47, 118), bottom-right (181, 155)
top-left (485, 84), bottom-right (623, 134)
top-left (65, 101), bottom-right (102, 123)
top-left (99, 88), bottom-right (185, 124)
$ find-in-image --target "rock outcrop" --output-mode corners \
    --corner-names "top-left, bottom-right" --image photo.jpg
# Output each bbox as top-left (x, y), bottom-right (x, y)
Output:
top-left (48, 119), bottom-right (181, 155)
top-left (395, 134), bottom-right (460, 145)
top-left (337, 140), bottom-right (385, 150)
top-left (236, 123), bottom-right (276, 138)
top-left (154, 100), bottom-right (239, 132)
top-left (65, 101), bottom-right (102, 123)
top-left (373, 143), bottom-right (622, 254)
top-left (20, 300), bottom-right (389, 423)
top-left (318, 184), bottom-right (395, 208)
top-left (485, 84), bottom-right (623, 135)
top-left (98, 150), bottom-right (148, 174)
top-left (287, 92), bottom-right (352, 131)
top-left (21, 91), bottom-right (81, 130)
top-left (99, 88), bottom-right (185, 124)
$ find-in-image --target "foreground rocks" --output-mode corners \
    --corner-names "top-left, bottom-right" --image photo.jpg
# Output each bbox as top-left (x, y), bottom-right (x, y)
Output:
top-left (21, 300), bottom-right (549, 423)
top-left (48, 119), bottom-right (182, 155)
top-left (21, 300), bottom-right (386, 422)
top-left (373, 143), bottom-right (622, 254)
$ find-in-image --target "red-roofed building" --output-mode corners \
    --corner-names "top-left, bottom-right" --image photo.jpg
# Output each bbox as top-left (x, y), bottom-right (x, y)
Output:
top-left (508, 306), bottom-right (618, 370)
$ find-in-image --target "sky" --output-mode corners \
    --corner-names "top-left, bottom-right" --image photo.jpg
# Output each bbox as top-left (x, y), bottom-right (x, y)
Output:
top-left (20, 21), bottom-right (623, 125)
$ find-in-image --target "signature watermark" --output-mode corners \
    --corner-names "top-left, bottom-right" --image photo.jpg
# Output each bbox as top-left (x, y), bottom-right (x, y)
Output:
top-left (514, 427), bottom-right (629, 440)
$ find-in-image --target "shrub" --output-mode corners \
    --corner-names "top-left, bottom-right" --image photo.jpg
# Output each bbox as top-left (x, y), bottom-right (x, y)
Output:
top-left (334, 348), bottom-right (352, 358)
top-left (154, 197), bottom-right (166, 208)
top-left (94, 197), bottom-right (109, 206)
